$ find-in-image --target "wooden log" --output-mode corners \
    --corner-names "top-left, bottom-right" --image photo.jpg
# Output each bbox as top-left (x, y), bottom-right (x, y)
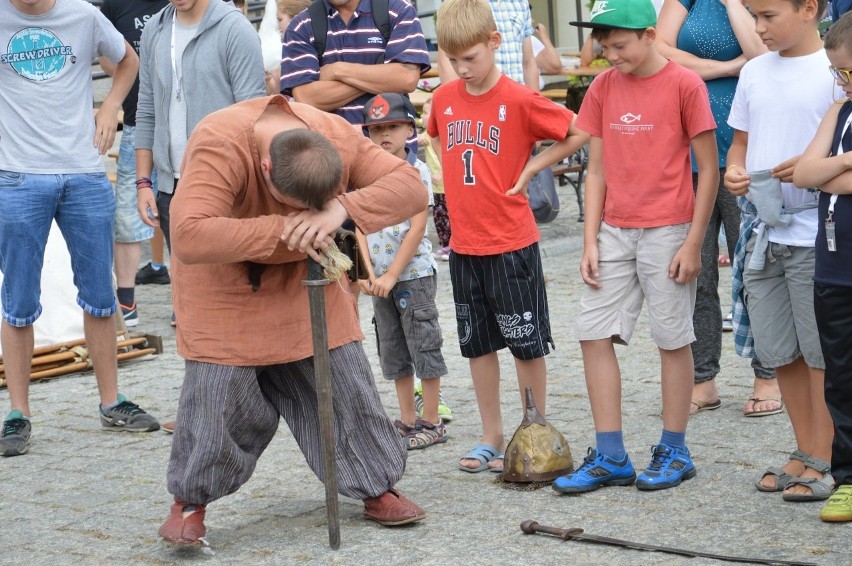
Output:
top-left (117, 348), bottom-right (158, 362)
top-left (29, 360), bottom-right (91, 380)
top-left (0, 334), bottom-right (160, 388)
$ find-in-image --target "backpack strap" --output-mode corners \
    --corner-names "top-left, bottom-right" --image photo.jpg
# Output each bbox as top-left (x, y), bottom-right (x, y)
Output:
top-left (372, 0), bottom-right (390, 44)
top-left (309, 0), bottom-right (328, 66)
top-left (372, 0), bottom-right (390, 63)
top-left (830, 100), bottom-right (852, 157)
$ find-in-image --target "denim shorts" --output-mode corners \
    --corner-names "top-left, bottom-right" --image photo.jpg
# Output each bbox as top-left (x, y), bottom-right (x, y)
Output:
top-left (574, 222), bottom-right (697, 350)
top-left (0, 170), bottom-right (117, 326)
top-left (114, 126), bottom-right (156, 243)
top-left (371, 275), bottom-right (448, 380)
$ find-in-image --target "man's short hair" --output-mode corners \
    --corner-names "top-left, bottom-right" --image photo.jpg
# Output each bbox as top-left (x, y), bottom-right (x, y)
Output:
top-left (436, 0), bottom-right (497, 55)
top-left (825, 10), bottom-right (852, 51)
top-left (269, 129), bottom-right (343, 210)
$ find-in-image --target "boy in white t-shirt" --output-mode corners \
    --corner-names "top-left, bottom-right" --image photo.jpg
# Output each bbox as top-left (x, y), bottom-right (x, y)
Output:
top-left (725, 0), bottom-right (836, 503)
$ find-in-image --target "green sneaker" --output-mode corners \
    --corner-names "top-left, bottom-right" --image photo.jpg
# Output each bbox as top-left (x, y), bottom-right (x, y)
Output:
top-left (1, 410), bottom-right (31, 457)
top-left (414, 382), bottom-right (453, 423)
top-left (820, 484), bottom-right (852, 522)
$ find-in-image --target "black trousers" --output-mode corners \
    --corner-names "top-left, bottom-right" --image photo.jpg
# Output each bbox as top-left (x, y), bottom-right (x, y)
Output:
top-left (814, 282), bottom-right (852, 485)
top-left (156, 178), bottom-right (179, 253)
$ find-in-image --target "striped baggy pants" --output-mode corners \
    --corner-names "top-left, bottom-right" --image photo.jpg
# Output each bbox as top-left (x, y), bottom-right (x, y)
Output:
top-left (166, 342), bottom-right (407, 504)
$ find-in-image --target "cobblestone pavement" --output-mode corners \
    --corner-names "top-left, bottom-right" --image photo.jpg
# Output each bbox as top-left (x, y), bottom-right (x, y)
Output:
top-left (1, 171), bottom-right (849, 565)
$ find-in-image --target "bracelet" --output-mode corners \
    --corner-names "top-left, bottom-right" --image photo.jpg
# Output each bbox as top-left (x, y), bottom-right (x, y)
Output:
top-left (135, 182), bottom-right (153, 191)
top-left (135, 177), bottom-right (153, 187)
top-left (726, 164), bottom-right (741, 172)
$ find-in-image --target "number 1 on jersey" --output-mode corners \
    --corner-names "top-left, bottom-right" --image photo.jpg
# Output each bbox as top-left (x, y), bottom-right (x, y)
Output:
top-left (462, 149), bottom-right (475, 185)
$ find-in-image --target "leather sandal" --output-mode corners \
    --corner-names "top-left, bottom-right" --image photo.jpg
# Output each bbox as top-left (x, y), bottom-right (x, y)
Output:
top-left (755, 449), bottom-right (809, 492)
top-left (782, 456), bottom-right (835, 502)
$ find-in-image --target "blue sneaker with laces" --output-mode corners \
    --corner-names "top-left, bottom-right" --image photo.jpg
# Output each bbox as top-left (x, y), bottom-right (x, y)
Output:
top-left (636, 443), bottom-right (696, 490)
top-left (552, 447), bottom-right (636, 494)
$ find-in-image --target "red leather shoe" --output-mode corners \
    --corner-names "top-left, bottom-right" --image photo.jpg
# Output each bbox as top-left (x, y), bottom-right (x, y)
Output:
top-left (362, 488), bottom-right (426, 526)
top-left (158, 498), bottom-right (207, 544)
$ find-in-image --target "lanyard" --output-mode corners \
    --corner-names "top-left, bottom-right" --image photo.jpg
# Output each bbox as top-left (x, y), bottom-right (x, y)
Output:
top-left (824, 115), bottom-right (849, 252)
top-left (170, 15), bottom-right (182, 102)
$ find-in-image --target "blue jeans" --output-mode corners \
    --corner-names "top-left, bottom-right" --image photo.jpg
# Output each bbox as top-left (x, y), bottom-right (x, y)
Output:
top-left (114, 126), bottom-right (156, 243)
top-left (0, 170), bottom-right (117, 326)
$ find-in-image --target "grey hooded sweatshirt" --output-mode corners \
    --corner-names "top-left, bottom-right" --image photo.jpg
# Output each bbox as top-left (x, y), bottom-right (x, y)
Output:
top-left (135, 0), bottom-right (265, 194)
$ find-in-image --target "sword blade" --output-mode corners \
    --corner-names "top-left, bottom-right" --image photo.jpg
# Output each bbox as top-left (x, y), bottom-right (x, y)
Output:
top-left (305, 259), bottom-right (340, 550)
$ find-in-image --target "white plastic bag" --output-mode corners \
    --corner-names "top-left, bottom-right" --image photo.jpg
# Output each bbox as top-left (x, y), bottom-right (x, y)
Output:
top-left (259, 0), bottom-right (282, 72)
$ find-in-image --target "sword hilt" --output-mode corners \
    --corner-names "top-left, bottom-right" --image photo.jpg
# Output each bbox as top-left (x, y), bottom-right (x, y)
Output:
top-left (307, 256), bottom-right (324, 281)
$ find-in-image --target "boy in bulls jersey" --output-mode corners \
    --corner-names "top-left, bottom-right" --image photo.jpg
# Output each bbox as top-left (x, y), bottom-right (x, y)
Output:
top-left (554, 0), bottom-right (717, 494)
top-left (427, 0), bottom-right (588, 473)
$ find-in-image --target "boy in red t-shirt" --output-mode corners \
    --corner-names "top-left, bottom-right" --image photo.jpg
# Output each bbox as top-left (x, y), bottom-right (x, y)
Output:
top-left (552, 0), bottom-right (718, 494)
top-left (427, 0), bottom-right (587, 473)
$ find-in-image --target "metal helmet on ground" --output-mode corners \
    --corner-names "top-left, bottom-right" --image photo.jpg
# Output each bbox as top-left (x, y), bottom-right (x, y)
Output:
top-left (502, 387), bottom-right (574, 483)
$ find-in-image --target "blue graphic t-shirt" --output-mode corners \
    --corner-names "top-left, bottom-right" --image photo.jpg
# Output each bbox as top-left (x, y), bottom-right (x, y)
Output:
top-left (0, 0), bottom-right (126, 173)
top-left (677, 0), bottom-right (742, 169)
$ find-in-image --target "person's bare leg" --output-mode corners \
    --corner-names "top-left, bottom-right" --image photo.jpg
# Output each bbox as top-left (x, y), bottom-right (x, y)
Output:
top-left (660, 345), bottom-right (693, 433)
top-left (459, 352), bottom-right (504, 470)
top-left (1, 322), bottom-right (34, 416)
top-left (84, 313), bottom-right (119, 408)
top-left (515, 356), bottom-right (546, 416)
top-left (581, 339), bottom-right (622, 433)
top-left (114, 241), bottom-right (141, 290)
top-left (394, 375), bottom-right (416, 425)
top-left (759, 358), bottom-right (810, 490)
top-left (419, 377), bottom-right (441, 425)
top-left (784, 366), bottom-right (834, 497)
top-left (151, 228), bottom-right (165, 265)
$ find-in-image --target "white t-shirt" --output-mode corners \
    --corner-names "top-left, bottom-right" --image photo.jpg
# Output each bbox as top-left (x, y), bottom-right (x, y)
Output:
top-left (728, 49), bottom-right (836, 246)
top-left (531, 35), bottom-right (545, 90)
top-left (168, 19), bottom-right (197, 179)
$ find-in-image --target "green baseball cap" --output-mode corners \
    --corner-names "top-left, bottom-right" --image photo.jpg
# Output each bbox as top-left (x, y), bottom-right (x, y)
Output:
top-left (570, 0), bottom-right (657, 30)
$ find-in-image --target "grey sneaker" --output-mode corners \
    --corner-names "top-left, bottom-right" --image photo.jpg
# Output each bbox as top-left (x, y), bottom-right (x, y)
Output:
top-left (1, 410), bottom-right (32, 457)
top-left (100, 394), bottom-right (160, 432)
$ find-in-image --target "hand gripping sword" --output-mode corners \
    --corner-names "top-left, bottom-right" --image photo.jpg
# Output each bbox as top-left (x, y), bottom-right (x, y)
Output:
top-left (303, 258), bottom-right (340, 549)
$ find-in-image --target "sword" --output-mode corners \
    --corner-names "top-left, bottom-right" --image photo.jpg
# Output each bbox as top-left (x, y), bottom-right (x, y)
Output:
top-left (303, 257), bottom-right (340, 550)
top-left (520, 520), bottom-right (815, 566)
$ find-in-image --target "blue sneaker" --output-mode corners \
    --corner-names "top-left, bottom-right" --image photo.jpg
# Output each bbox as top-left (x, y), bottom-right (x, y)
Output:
top-left (636, 443), bottom-right (696, 490)
top-left (552, 447), bottom-right (636, 494)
